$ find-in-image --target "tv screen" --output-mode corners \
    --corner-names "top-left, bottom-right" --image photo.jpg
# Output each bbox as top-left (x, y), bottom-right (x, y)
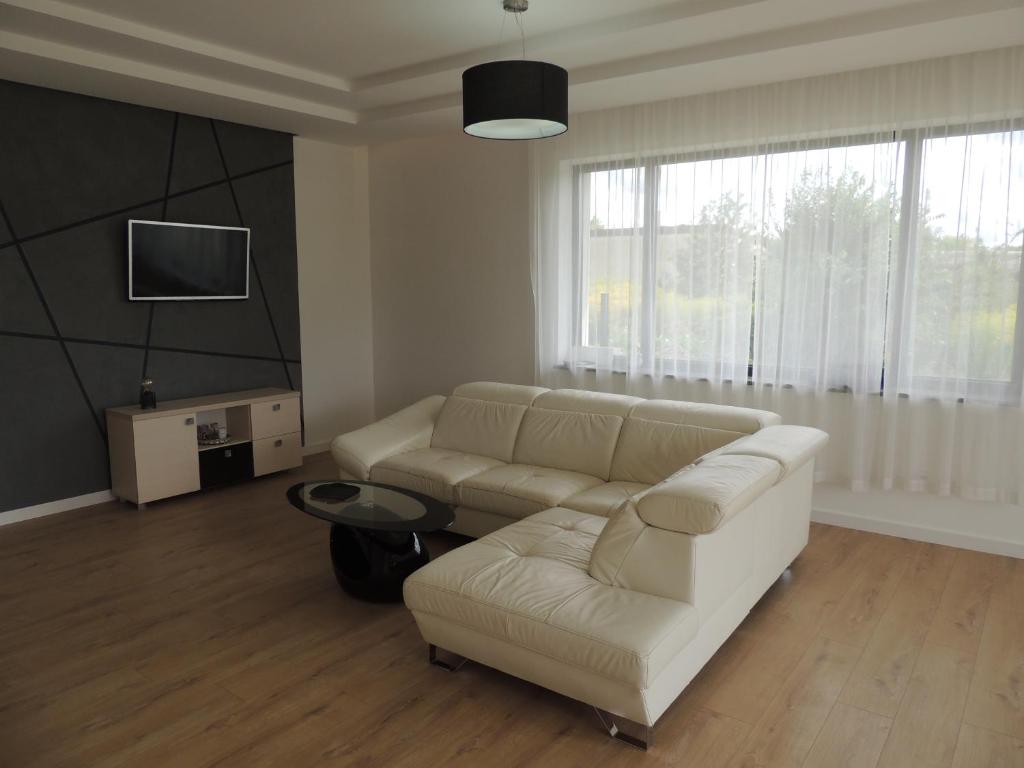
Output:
top-left (129, 220), bottom-right (250, 300)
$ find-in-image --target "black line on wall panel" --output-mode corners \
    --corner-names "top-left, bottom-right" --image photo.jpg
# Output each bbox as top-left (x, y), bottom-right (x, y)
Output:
top-left (0, 159), bottom-right (295, 252)
top-left (141, 112), bottom-right (181, 383)
top-left (0, 199), bottom-right (107, 440)
top-left (160, 114), bottom-right (180, 221)
top-left (0, 330), bottom-right (301, 364)
top-left (209, 119), bottom-right (294, 391)
top-left (141, 306), bottom-right (155, 380)
top-left (148, 344), bottom-right (299, 364)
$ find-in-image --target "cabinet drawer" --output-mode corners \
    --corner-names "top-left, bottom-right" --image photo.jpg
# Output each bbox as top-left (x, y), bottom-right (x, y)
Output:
top-left (253, 433), bottom-right (302, 476)
top-left (251, 397), bottom-right (300, 439)
top-left (199, 443), bottom-right (254, 488)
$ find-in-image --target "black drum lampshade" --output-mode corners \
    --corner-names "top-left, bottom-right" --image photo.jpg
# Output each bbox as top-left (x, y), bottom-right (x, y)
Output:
top-left (462, 60), bottom-right (568, 140)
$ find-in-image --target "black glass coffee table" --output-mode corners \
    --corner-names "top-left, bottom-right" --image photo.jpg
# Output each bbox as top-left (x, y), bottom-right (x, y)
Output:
top-left (287, 481), bottom-right (455, 602)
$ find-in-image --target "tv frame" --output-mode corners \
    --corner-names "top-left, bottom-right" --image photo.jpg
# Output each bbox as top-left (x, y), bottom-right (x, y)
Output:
top-left (128, 219), bottom-right (251, 301)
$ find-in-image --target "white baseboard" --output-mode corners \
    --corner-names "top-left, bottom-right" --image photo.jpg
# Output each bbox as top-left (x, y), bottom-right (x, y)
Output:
top-left (812, 484), bottom-right (1024, 559)
top-left (2, 446), bottom-right (332, 528)
top-left (0, 489), bottom-right (116, 527)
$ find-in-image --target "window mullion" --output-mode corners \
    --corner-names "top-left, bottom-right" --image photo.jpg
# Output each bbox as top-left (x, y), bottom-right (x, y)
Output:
top-left (574, 168), bottom-right (589, 352)
top-left (885, 131), bottom-right (923, 396)
top-left (1008, 239), bottom-right (1024, 405)
top-left (640, 161), bottom-right (658, 371)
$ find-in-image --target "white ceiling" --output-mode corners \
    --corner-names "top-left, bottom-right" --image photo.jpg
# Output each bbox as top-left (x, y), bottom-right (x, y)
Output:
top-left (1, 0), bottom-right (1022, 144)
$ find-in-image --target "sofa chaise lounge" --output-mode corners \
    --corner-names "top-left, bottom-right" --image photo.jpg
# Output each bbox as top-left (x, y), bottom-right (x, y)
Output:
top-left (331, 382), bottom-right (828, 748)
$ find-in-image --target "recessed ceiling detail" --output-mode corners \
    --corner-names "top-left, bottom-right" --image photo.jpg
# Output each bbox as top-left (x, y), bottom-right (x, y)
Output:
top-left (0, 0), bottom-right (1022, 143)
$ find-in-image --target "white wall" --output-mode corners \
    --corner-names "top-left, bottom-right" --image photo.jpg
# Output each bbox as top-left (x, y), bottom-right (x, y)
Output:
top-left (294, 137), bottom-right (375, 451)
top-left (368, 133), bottom-right (535, 417)
top-left (813, 484), bottom-right (1024, 558)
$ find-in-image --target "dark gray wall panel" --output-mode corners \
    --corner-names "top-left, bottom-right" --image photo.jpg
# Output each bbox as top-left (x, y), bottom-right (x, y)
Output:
top-left (0, 210), bottom-right (10, 243)
top-left (146, 350), bottom-right (289, 401)
top-left (168, 115), bottom-right (224, 194)
top-left (0, 247), bottom-right (51, 334)
top-left (66, 342), bottom-right (146, 426)
top-left (164, 181), bottom-right (238, 225)
top-left (0, 80), bottom-right (299, 514)
top-left (288, 362), bottom-right (302, 396)
top-left (149, 183), bottom-right (279, 357)
top-left (0, 81), bottom-right (172, 238)
top-left (233, 166), bottom-right (301, 359)
top-left (148, 286), bottom-right (280, 359)
top-left (23, 204), bottom-right (161, 344)
top-left (0, 336), bottom-right (110, 511)
top-left (213, 119), bottom-right (293, 176)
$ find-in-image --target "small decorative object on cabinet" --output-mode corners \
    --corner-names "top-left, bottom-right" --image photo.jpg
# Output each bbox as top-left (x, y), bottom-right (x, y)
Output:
top-left (139, 378), bottom-right (157, 409)
top-left (107, 388), bottom-right (302, 510)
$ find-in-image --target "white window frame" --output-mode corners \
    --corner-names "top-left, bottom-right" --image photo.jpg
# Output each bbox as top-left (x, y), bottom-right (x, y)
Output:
top-left (571, 122), bottom-right (1024, 404)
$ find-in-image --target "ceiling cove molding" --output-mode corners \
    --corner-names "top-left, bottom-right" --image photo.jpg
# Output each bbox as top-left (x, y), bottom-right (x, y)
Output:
top-left (350, 0), bottom-right (767, 91)
top-left (0, 30), bottom-right (359, 123)
top-left (1, 0), bottom-right (355, 93)
top-left (569, 0), bottom-right (1024, 87)
top-left (2, 0), bottom-right (766, 98)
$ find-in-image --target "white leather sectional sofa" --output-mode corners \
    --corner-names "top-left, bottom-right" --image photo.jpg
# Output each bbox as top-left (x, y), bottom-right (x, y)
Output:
top-left (331, 382), bottom-right (828, 748)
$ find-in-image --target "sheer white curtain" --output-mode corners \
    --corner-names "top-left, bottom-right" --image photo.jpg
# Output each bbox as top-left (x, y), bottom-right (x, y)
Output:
top-left (531, 46), bottom-right (1024, 503)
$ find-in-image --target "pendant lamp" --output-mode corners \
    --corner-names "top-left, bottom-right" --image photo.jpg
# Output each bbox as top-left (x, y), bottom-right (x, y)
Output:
top-left (462, 1), bottom-right (568, 140)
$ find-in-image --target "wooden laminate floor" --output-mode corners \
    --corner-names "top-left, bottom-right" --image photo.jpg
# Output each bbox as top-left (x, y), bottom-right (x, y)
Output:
top-left (1, 453), bottom-right (1022, 767)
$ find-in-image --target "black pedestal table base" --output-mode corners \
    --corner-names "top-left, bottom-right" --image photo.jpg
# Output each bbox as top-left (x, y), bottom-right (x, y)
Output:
top-left (287, 480), bottom-right (453, 604)
top-left (329, 523), bottom-right (431, 602)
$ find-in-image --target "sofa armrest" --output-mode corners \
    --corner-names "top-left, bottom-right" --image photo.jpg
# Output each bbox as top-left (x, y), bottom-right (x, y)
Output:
top-left (330, 395), bottom-right (446, 480)
top-left (718, 424), bottom-right (828, 479)
top-left (636, 455), bottom-right (782, 535)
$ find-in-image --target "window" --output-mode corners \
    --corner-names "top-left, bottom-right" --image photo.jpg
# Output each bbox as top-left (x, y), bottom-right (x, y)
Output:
top-left (580, 167), bottom-right (645, 360)
top-left (573, 125), bottom-right (1024, 402)
top-left (896, 128), bottom-right (1024, 401)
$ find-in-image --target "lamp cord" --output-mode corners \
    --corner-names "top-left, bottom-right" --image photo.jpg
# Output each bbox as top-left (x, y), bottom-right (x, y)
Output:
top-left (514, 10), bottom-right (526, 58)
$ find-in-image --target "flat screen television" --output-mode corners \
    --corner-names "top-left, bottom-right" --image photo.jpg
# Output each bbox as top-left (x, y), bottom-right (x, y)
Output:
top-left (128, 219), bottom-right (250, 300)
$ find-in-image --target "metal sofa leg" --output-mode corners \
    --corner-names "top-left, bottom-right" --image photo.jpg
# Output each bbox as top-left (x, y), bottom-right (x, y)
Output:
top-left (594, 707), bottom-right (652, 751)
top-left (427, 644), bottom-right (467, 672)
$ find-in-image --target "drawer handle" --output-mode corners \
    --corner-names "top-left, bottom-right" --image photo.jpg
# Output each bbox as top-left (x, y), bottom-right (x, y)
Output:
top-left (185, 417), bottom-right (195, 426)
top-left (274, 439), bottom-right (283, 447)
top-left (272, 403), bottom-right (281, 412)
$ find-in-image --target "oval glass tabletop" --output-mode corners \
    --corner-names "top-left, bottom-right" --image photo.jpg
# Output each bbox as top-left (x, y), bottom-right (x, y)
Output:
top-left (286, 481), bottom-right (454, 532)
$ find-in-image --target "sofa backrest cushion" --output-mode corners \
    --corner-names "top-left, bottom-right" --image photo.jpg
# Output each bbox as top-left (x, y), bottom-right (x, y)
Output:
top-left (629, 400), bottom-right (781, 433)
top-left (510, 389), bottom-right (639, 479)
top-left (513, 410), bottom-right (623, 479)
top-left (532, 389), bottom-right (641, 417)
top-left (430, 382), bottom-right (548, 462)
top-left (636, 454), bottom-right (781, 534)
top-left (718, 424), bottom-right (829, 479)
top-left (451, 381), bottom-right (550, 405)
top-left (588, 504), bottom-right (695, 603)
top-left (610, 400), bottom-right (781, 484)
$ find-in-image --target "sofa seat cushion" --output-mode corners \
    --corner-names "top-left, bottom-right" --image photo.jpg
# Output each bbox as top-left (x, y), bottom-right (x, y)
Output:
top-left (370, 448), bottom-right (503, 504)
top-left (455, 464), bottom-right (603, 519)
top-left (404, 508), bottom-right (699, 689)
top-left (561, 481), bottom-right (651, 518)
